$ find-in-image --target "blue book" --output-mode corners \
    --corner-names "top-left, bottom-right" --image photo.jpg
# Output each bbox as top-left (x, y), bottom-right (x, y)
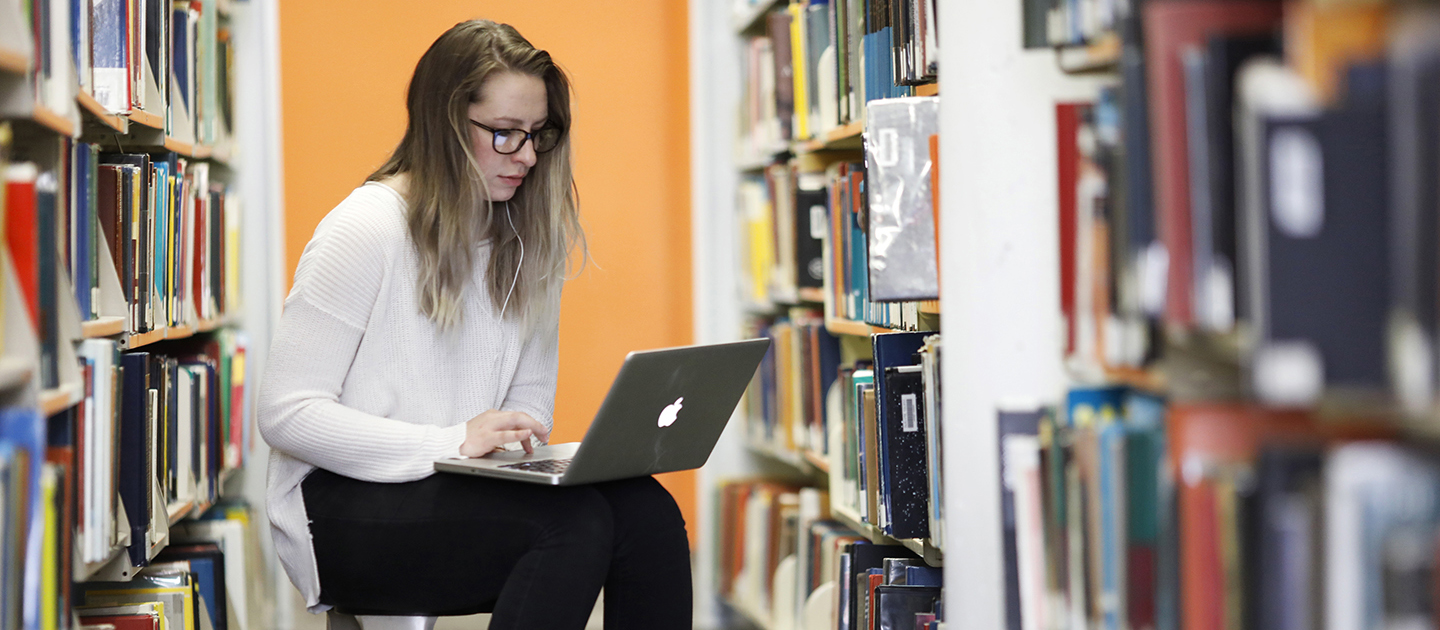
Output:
top-left (1065, 386), bottom-right (1127, 628)
top-left (1098, 411), bottom-right (1125, 630)
top-left (871, 332), bottom-right (928, 533)
top-left (155, 542), bottom-right (227, 630)
top-left (120, 352), bottom-right (153, 566)
top-left (880, 365), bottom-right (929, 539)
top-left (171, 7), bottom-right (191, 110)
top-left (1, 408), bottom-right (45, 630)
top-left (153, 160), bottom-right (171, 324)
top-left (91, 0), bottom-right (130, 111)
top-left (73, 143), bottom-right (93, 320)
top-left (0, 443), bottom-right (17, 630)
top-left (36, 173), bottom-right (59, 390)
top-left (905, 565), bottom-right (942, 587)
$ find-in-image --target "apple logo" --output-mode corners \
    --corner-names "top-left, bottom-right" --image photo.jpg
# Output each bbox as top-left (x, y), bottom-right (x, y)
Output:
top-left (657, 397), bottom-right (684, 427)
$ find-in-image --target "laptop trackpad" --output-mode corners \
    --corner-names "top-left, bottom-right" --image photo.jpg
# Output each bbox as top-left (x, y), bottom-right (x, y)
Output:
top-left (470, 442), bottom-right (580, 464)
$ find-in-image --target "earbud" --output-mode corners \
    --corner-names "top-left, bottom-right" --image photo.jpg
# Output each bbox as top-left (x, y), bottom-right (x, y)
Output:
top-left (499, 201), bottom-right (524, 319)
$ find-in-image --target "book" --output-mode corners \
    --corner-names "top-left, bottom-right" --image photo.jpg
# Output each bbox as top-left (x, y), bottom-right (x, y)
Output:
top-left (1248, 63), bottom-right (1389, 407)
top-left (879, 364), bottom-right (928, 539)
top-left (76, 602), bottom-right (164, 630)
top-left (5, 164), bottom-right (39, 330)
top-left (36, 170), bottom-right (60, 389)
top-left (998, 409), bottom-right (1042, 630)
top-left (80, 571), bottom-right (196, 630)
top-left (1142, 0), bottom-right (1283, 328)
top-left (1387, 11), bottom-right (1440, 414)
top-left (1195, 33), bottom-right (1282, 331)
top-left (153, 541), bottom-right (227, 630)
top-left (874, 584), bottom-right (941, 630)
top-left (863, 97), bottom-right (939, 302)
top-left (119, 352), bottom-right (154, 567)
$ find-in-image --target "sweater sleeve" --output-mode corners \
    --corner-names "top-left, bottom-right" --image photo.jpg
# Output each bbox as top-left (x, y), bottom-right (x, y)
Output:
top-left (257, 202), bottom-right (466, 483)
top-left (500, 283), bottom-right (562, 441)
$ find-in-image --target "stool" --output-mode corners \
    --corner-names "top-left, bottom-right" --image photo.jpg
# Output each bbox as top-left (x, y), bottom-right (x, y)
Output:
top-left (326, 611), bottom-right (437, 630)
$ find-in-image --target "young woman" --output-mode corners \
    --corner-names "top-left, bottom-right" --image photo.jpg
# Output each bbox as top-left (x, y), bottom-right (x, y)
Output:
top-left (258, 20), bottom-right (691, 630)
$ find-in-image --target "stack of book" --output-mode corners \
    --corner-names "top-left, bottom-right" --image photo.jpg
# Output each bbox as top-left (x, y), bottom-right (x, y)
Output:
top-left (0, 0), bottom-right (258, 626)
top-left (717, 482), bottom-right (944, 630)
top-left (995, 0), bottom-right (1440, 628)
top-left (736, 0), bottom-right (938, 161)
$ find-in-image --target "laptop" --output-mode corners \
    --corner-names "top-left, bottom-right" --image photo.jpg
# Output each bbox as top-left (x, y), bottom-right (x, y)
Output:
top-left (434, 338), bottom-right (771, 485)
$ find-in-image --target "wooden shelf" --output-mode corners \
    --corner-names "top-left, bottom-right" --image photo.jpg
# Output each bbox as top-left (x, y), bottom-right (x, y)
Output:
top-left (125, 324), bottom-right (198, 349)
top-left (802, 450), bottom-right (829, 474)
top-left (832, 505), bottom-right (942, 567)
top-left (913, 82), bottom-right (940, 97)
top-left (39, 387), bottom-right (75, 416)
top-left (125, 108), bottom-right (163, 130)
top-left (825, 317), bottom-right (883, 337)
top-left (797, 287), bottom-right (826, 304)
top-left (81, 316), bottom-right (126, 338)
top-left (796, 120), bottom-right (864, 154)
top-left (29, 103), bottom-right (76, 136)
top-left (1055, 33), bottom-right (1122, 75)
top-left (196, 316), bottom-right (224, 332)
top-left (77, 90), bottom-right (127, 133)
top-left (124, 328), bottom-right (167, 350)
top-left (164, 136), bottom-right (199, 157)
top-left (737, 153), bottom-right (780, 172)
top-left (0, 46), bottom-right (28, 74)
top-left (167, 500), bottom-right (195, 526)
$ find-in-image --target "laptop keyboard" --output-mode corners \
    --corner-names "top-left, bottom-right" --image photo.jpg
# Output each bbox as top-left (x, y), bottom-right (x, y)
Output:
top-left (499, 458), bottom-right (572, 475)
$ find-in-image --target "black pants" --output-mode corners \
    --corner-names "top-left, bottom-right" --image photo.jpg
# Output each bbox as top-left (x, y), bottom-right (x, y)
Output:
top-left (301, 468), bottom-right (692, 629)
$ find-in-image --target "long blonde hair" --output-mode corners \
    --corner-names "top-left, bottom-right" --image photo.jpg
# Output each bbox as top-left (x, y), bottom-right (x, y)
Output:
top-left (370, 19), bottom-right (584, 328)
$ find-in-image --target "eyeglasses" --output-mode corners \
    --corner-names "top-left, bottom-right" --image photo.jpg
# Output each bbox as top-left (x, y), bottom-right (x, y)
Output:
top-left (468, 120), bottom-right (564, 155)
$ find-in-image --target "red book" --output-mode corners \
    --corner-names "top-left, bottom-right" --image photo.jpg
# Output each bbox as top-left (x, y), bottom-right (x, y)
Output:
top-left (192, 191), bottom-right (206, 320)
top-left (1168, 405), bottom-right (1321, 630)
top-left (97, 166), bottom-right (125, 293)
top-left (76, 613), bottom-right (160, 630)
top-left (5, 164), bottom-right (40, 328)
top-left (866, 572), bottom-right (884, 630)
top-left (1056, 104), bottom-right (1083, 355)
top-left (1143, 1), bottom-right (1283, 328)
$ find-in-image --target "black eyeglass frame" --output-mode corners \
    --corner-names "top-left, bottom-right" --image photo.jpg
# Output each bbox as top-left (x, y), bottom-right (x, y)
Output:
top-left (468, 120), bottom-right (565, 155)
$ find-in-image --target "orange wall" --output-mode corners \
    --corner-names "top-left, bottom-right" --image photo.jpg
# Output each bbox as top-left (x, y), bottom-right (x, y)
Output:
top-left (278, 3), bottom-right (695, 540)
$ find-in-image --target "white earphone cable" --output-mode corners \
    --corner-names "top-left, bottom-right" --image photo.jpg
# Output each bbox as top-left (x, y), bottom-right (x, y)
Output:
top-left (499, 201), bottom-right (523, 319)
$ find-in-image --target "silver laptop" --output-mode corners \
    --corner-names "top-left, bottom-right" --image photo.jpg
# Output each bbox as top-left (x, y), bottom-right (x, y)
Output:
top-left (434, 338), bottom-right (770, 485)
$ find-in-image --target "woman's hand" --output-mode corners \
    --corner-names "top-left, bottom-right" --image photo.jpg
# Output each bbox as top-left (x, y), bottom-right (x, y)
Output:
top-left (459, 410), bottom-right (550, 458)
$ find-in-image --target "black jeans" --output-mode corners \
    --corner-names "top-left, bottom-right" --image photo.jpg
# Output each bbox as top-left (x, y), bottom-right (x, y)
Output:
top-left (301, 468), bottom-right (692, 629)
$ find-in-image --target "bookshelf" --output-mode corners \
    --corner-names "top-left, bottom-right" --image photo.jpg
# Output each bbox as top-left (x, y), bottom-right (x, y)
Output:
top-left (0, 0), bottom-right (276, 627)
top-left (703, 2), bottom-right (946, 628)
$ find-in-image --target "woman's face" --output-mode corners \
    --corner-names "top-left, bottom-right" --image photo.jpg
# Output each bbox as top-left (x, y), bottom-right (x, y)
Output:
top-left (467, 71), bottom-right (549, 203)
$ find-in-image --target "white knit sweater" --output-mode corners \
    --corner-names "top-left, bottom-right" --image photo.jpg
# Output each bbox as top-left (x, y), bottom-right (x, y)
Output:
top-left (257, 182), bottom-right (560, 613)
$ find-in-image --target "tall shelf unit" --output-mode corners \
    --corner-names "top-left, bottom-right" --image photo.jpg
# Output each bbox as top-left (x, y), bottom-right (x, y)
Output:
top-left (697, 0), bottom-right (1440, 628)
top-left (0, 0), bottom-right (270, 628)
top-left (704, 1), bottom-right (946, 628)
